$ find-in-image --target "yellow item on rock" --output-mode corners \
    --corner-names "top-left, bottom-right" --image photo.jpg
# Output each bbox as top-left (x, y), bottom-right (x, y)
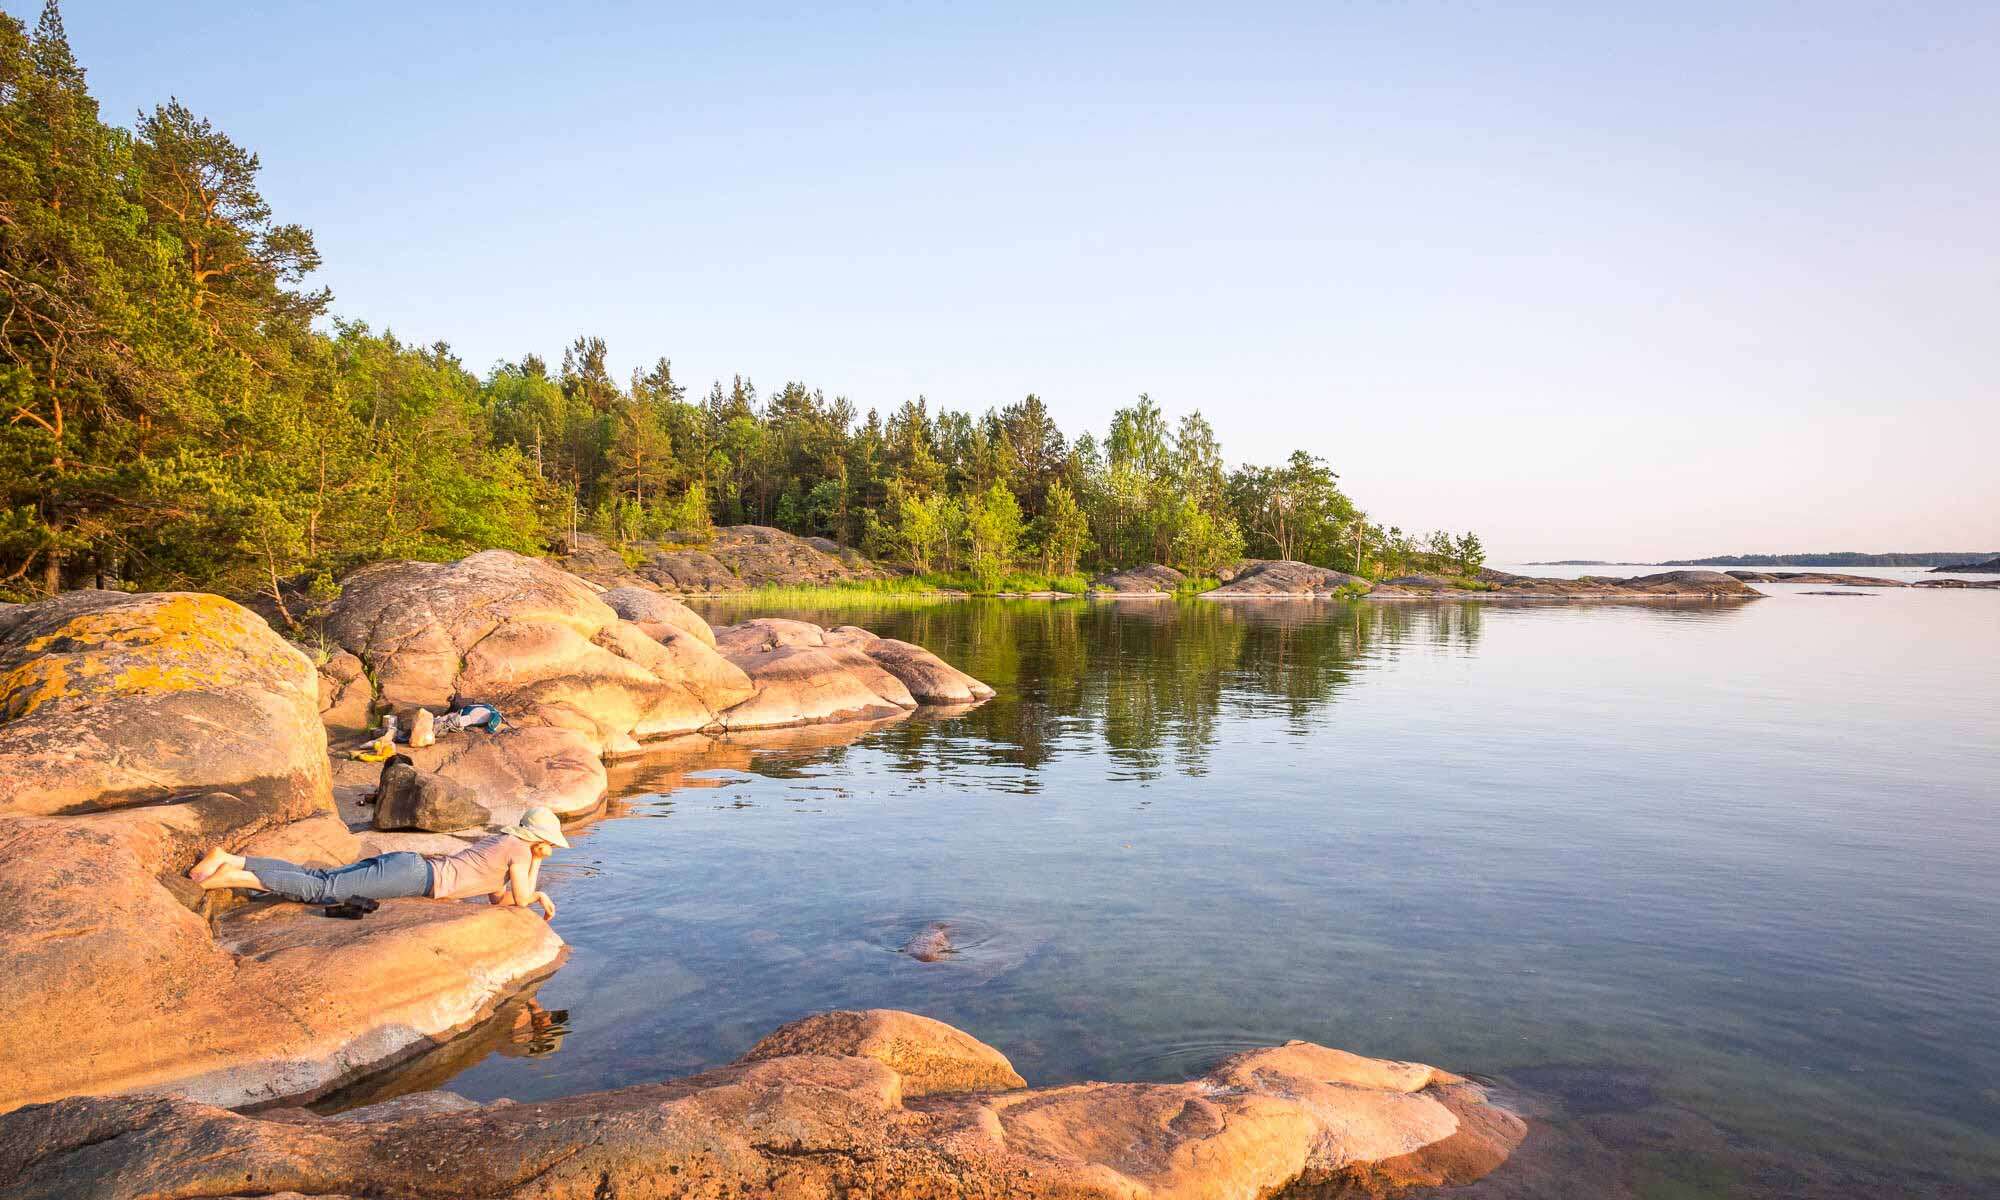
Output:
top-left (350, 736), bottom-right (397, 762)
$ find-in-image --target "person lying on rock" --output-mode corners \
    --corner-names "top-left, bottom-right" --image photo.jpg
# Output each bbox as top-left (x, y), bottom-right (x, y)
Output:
top-left (186, 807), bottom-right (569, 921)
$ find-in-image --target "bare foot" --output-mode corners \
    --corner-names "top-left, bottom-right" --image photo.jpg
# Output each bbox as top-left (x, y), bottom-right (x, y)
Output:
top-left (188, 848), bottom-right (241, 885)
top-left (200, 866), bottom-right (262, 892)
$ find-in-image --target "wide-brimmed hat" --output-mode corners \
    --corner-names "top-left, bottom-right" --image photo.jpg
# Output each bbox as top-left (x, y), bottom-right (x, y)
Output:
top-left (505, 806), bottom-right (571, 849)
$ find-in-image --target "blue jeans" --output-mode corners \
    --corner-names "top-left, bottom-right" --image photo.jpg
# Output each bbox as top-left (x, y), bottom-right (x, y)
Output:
top-left (243, 852), bottom-right (434, 904)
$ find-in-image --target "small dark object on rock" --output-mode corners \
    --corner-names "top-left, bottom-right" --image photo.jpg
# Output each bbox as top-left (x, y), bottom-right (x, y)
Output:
top-left (320, 897), bottom-right (380, 920)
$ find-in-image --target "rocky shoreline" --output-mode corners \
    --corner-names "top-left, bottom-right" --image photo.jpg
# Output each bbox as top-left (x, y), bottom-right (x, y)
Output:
top-left (541, 526), bottom-right (2000, 600)
top-left (1089, 560), bottom-right (1770, 601)
top-left (0, 550), bottom-right (1525, 1197)
top-left (2, 1009), bottom-right (1524, 1199)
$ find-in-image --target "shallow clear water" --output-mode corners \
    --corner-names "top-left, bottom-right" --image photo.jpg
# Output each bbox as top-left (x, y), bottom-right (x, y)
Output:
top-left (337, 582), bottom-right (2000, 1197)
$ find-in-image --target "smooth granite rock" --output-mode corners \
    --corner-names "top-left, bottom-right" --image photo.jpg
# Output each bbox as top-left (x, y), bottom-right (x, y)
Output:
top-left (739, 1008), bottom-right (1025, 1096)
top-left (0, 1011), bottom-right (1523, 1199)
top-left (600, 586), bottom-right (718, 647)
top-left (0, 589), bottom-right (562, 1116)
top-left (0, 591), bottom-right (329, 818)
top-left (1207, 560), bottom-right (1369, 597)
top-left (1090, 563), bottom-right (1186, 594)
top-left (323, 551), bottom-right (755, 811)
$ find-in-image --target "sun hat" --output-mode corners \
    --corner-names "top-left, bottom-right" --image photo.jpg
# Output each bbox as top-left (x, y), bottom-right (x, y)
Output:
top-left (505, 805), bottom-right (571, 849)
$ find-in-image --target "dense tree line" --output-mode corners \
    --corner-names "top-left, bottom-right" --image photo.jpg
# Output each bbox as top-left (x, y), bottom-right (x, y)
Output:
top-left (0, 4), bottom-right (1481, 608)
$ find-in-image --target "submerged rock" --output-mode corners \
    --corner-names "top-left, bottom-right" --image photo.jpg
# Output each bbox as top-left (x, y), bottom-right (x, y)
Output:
top-left (0, 1010), bottom-right (1524, 1199)
top-left (899, 921), bottom-right (955, 962)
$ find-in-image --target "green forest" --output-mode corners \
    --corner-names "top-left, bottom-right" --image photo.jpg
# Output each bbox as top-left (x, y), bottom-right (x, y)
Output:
top-left (0, 3), bottom-right (1482, 612)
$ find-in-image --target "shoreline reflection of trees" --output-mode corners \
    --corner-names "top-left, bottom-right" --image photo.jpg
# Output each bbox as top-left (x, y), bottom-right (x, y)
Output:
top-left (694, 599), bottom-right (1491, 782)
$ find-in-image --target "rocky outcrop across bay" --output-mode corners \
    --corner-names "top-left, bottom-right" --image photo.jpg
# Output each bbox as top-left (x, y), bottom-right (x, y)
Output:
top-left (1089, 563), bottom-right (1186, 594)
top-left (0, 1009), bottom-right (1524, 1199)
top-left (1725, 570), bottom-right (1906, 586)
top-left (560, 525), bottom-right (889, 592)
top-left (1365, 568), bottom-right (1761, 601)
top-left (1933, 555), bottom-right (2000, 573)
top-left (1207, 559), bottom-right (1369, 596)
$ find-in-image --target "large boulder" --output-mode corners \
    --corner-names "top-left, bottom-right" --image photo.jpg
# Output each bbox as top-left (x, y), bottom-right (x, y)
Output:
top-left (1206, 560), bottom-right (1368, 597)
top-left (323, 551), bottom-right (756, 812)
top-left (0, 591), bottom-right (329, 817)
top-left (1089, 563), bottom-right (1185, 594)
top-left (600, 586), bottom-right (717, 647)
top-left (559, 526), bottom-right (890, 593)
top-left (740, 1009), bottom-right (1026, 1097)
top-left (0, 1012), bottom-right (1523, 1199)
top-left (714, 642), bottom-right (916, 729)
top-left (826, 627), bottom-right (996, 705)
top-left (321, 554), bottom-right (991, 809)
top-left (314, 648), bottom-right (375, 734)
top-left (325, 551), bottom-right (753, 743)
top-left (372, 761), bottom-right (490, 833)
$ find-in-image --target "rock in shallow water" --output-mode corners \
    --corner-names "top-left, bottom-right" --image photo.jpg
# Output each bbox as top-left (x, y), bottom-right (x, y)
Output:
top-left (0, 1009), bottom-right (1523, 1199)
top-left (899, 921), bottom-right (955, 962)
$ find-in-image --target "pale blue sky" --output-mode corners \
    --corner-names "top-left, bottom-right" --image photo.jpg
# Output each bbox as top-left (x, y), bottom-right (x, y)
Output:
top-left (28, 1), bottom-right (2000, 559)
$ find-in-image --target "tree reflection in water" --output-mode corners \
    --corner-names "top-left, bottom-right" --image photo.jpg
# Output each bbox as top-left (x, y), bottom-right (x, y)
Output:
top-left (689, 598), bottom-right (1495, 785)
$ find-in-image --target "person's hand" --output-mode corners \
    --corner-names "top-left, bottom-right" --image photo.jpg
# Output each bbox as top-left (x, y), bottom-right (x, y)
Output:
top-left (533, 891), bottom-right (557, 921)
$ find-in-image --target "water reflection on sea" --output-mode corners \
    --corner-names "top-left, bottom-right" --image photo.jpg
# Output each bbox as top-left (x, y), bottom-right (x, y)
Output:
top-left (325, 589), bottom-right (2000, 1197)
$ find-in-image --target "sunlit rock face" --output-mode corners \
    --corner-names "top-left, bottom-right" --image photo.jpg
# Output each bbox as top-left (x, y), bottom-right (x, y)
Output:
top-left (1090, 563), bottom-right (1187, 594)
top-left (321, 551), bottom-right (756, 813)
top-left (0, 590), bottom-right (330, 818)
top-left (1207, 560), bottom-right (1369, 597)
top-left (0, 1009), bottom-right (1524, 1199)
top-left (0, 590), bottom-right (562, 1115)
top-left (559, 525), bottom-right (890, 592)
top-left (319, 552), bottom-right (990, 811)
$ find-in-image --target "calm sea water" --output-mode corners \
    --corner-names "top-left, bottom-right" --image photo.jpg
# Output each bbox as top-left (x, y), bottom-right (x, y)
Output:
top-left (333, 574), bottom-right (2000, 1197)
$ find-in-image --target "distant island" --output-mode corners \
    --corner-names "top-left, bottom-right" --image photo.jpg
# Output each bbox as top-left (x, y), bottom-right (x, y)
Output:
top-left (1660, 551), bottom-right (1999, 568)
top-left (1934, 556), bottom-right (2000, 573)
